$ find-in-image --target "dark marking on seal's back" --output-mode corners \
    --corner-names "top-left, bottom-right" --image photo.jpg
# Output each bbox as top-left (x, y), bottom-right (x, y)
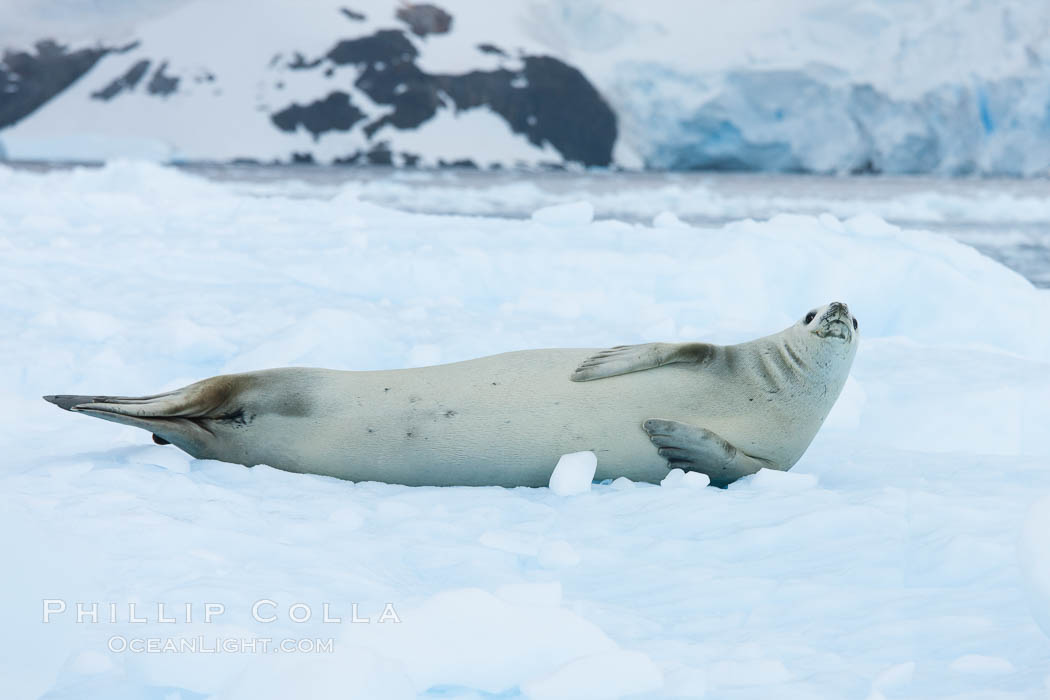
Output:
top-left (272, 390), bottom-right (312, 418)
top-left (214, 408), bottom-right (253, 427)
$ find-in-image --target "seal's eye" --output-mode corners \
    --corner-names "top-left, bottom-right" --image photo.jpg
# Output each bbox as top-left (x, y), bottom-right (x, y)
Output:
top-left (804, 311), bottom-right (816, 324)
top-left (853, 317), bottom-right (858, 330)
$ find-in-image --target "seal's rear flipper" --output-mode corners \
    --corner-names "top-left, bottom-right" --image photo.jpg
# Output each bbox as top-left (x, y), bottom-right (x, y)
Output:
top-left (642, 418), bottom-right (773, 488)
top-left (571, 342), bottom-right (716, 382)
top-left (43, 377), bottom-right (237, 452)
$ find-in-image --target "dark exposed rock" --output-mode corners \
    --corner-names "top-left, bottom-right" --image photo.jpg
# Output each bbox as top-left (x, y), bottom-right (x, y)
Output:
top-left (396, 3), bottom-right (453, 37)
top-left (278, 28), bottom-right (617, 167)
top-left (0, 40), bottom-right (111, 128)
top-left (147, 61), bottom-right (179, 96)
top-left (328, 30), bottom-right (443, 131)
top-left (333, 151), bottom-right (363, 165)
top-left (340, 7), bottom-right (366, 21)
top-left (6, 27), bottom-right (614, 168)
top-left (291, 152), bottom-right (315, 164)
top-left (271, 91), bottom-right (366, 138)
top-left (326, 29), bottom-right (418, 66)
top-left (288, 52), bottom-right (322, 70)
top-left (91, 59), bottom-right (150, 100)
top-left (438, 56), bottom-right (616, 166)
top-left (438, 158), bottom-right (477, 169)
top-left (366, 142), bottom-right (392, 165)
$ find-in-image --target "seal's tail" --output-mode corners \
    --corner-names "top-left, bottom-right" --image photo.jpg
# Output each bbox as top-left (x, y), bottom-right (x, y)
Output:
top-left (43, 377), bottom-right (236, 449)
top-left (44, 391), bottom-right (188, 416)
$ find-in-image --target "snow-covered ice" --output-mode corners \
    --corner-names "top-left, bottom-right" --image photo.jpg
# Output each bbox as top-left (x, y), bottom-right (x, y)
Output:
top-left (948, 655), bottom-right (1016, 675)
top-left (548, 451), bottom-right (598, 496)
top-left (2, 161), bottom-right (1050, 698)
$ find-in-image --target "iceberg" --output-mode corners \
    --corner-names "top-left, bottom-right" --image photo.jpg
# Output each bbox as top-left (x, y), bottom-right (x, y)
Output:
top-left (619, 63), bottom-right (1050, 174)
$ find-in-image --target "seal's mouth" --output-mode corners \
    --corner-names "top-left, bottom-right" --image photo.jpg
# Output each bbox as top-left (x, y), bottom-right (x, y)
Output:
top-left (817, 318), bottom-right (852, 341)
top-left (813, 303), bottom-right (854, 342)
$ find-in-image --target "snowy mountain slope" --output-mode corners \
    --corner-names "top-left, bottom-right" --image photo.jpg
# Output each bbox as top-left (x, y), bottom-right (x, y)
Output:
top-left (3, 0), bottom-right (1050, 172)
top-left (1, 0), bottom-right (617, 167)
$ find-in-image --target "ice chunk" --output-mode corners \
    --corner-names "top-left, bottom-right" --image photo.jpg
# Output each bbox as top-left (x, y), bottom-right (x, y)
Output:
top-left (549, 451), bottom-right (597, 495)
top-left (661, 468), bottom-right (710, 489)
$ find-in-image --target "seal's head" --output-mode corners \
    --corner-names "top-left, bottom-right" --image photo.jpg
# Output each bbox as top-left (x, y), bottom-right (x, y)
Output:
top-left (786, 301), bottom-right (859, 376)
top-left (801, 301), bottom-right (858, 343)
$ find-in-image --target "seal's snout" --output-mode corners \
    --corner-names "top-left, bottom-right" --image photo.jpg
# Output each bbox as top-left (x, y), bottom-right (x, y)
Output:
top-left (813, 301), bottom-right (856, 342)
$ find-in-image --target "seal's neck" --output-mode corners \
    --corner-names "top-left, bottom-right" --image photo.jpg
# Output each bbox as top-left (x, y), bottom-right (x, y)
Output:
top-left (732, 326), bottom-right (855, 394)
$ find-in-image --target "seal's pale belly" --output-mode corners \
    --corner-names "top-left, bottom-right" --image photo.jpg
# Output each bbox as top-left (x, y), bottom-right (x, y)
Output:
top-left (224, 349), bottom-right (811, 486)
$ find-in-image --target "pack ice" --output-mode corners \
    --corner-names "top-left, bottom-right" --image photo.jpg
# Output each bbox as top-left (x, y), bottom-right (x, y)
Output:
top-left (1, 162), bottom-right (1049, 698)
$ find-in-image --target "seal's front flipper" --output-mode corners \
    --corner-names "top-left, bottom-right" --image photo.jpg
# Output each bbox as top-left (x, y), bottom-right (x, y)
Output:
top-left (571, 342), bottom-right (716, 382)
top-left (642, 418), bottom-right (774, 488)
